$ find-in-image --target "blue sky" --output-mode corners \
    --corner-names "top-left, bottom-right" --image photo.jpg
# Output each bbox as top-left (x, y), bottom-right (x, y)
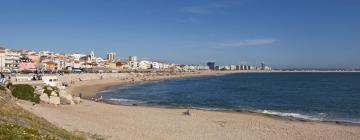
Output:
top-left (0, 0), bottom-right (359, 68)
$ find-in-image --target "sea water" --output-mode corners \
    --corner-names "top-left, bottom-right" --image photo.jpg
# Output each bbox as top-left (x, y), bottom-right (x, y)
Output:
top-left (97, 72), bottom-right (360, 123)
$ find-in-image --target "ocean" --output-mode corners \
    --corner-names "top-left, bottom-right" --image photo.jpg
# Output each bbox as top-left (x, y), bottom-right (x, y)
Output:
top-left (97, 72), bottom-right (360, 123)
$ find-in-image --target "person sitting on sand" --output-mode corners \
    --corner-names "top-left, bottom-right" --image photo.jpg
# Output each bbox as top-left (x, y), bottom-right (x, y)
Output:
top-left (183, 109), bottom-right (191, 116)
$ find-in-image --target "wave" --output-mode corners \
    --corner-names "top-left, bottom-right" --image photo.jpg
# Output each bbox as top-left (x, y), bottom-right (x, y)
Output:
top-left (258, 110), bottom-right (323, 121)
top-left (107, 98), bottom-right (144, 105)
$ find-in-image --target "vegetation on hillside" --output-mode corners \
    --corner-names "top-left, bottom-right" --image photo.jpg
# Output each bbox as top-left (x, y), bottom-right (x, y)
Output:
top-left (11, 84), bottom-right (40, 103)
top-left (0, 86), bottom-right (87, 140)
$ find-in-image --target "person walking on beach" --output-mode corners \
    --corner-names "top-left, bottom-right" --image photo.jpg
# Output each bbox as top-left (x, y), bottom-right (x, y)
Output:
top-left (79, 92), bottom-right (82, 98)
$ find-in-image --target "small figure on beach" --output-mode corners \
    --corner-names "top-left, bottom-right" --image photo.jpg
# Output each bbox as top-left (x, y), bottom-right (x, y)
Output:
top-left (79, 92), bottom-right (82, 98)
top-left (183, 109), bottom-right (191, 116)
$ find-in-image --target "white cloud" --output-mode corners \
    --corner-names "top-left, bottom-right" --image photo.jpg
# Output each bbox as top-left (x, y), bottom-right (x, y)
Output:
top-left (216, 39), bottom-right (276, 48)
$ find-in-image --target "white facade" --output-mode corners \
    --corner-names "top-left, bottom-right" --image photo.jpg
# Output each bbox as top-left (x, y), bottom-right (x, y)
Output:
top-left (71, 53), bottom-right (86, 61)
top-left (0, 48), bottom-right (5, 72)
top-left (5, 50), bottom-right (20, 71)
top-left (129, 56), bottom-right (137, 62)
top-left (90, 51), bottom-right (96, 61)
top-left (107, 52), bottom-right (116, 61)
top-left (137, 60), bottom-right (171, 70)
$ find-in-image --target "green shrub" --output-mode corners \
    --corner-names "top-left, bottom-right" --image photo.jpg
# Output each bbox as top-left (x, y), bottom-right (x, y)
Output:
top-left (11, 84), bottom-right (40, 103)
top-left (0, 123), bottom-right (56, 140)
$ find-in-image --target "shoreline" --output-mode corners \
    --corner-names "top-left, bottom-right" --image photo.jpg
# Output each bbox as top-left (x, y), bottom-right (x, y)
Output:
top-left (88, 71), bottom-right (360, 126)
top-left (69, 70), bottom-right (360, 126)
top-left (18, 71), bottom-right (360, 140)
top-left (100, 98), bottom-right (360, 127)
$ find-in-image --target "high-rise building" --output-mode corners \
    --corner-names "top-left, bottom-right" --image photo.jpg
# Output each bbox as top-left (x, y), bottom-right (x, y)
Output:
top-left (207, 62), bottom-right (215, 70)
top-left (129, 56), bottom-right (137, 62)
top-left (107, 52), bottom-right (116, 61)
top-left (261, 63), bottom-right (265, 70)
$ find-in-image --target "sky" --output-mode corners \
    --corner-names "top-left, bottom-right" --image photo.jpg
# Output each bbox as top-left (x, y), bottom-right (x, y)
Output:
top-left (0, 0), bottom-right (359, 68)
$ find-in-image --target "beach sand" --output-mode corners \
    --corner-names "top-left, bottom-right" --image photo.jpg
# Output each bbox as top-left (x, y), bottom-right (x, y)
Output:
top-left (18, 71), bottom-right (360, 140)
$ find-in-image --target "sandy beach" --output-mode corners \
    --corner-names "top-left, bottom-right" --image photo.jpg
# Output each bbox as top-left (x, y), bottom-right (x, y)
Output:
top-left (18, 71), bottom-right (360, 140)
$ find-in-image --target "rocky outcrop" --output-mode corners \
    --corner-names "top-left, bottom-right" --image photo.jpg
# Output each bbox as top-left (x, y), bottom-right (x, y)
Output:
top-left (59, 91), bottom-right (74, 105)
top-left (39, 93), bottom-right (50, 103)
top-left (35, 85), bottom-right (81, 105)
top-left (49, 96), bottom-right (60, 105)
top-left (35, 86), bottom-right (44, 95)
top-left (73, 97), bottom-right (81, 104)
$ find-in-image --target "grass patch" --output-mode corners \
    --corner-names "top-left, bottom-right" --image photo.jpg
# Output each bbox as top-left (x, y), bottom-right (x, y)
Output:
top-left (0, 123), bottom-right (56, 140)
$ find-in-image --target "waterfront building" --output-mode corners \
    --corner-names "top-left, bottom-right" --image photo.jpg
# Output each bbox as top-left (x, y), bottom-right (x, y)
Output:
top-left (71, 53), bottom-right (87, 61)
top-left (107, 52), bottom-right (116, 62)
top-left (44, 61), bottom-right (58, 71)
top-left (5, 49), bottom-right (21, 72)
top-left (261, 63), bottom-right (265, 70)
top-left (230, 65), bottom-right (236, 70)
top-left (129, 56), bottom-right (137, 62)
top-left (128, 56), bottom-right (138, 69)
top-left (0, 48), bottom-right (5, 72)
top-left (18, 57), bottom-right (36, 71)
top-left (207, 62), bottom-right (215, 70)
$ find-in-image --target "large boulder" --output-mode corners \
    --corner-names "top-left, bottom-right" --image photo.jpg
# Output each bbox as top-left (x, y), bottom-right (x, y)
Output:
top-left (46, 86), bottom-right (52, 91)
top-left (73, 97), bottom-right (81, 104)
top-left (35, 86), bottom-right (44, 95)
top-left (60, 94), bottom-right (74, 105)
top-left (58, 90), bottom-right (68, 96)
top-left (39, 93), bottom-right (50, 103)
top-left (58, 86), bottom-right (66, 90)
top-left (49, 96), bottom-right (60, 105)
top-left (50, 91), bottom-right (58, 96)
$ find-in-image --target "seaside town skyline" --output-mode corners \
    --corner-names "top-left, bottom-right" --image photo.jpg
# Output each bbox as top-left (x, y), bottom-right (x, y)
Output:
top-left (0, 47), bottom-right (273, 73)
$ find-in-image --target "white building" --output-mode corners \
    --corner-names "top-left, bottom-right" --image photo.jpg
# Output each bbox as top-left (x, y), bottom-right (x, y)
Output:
top-left (129, 56), bottom-right (137, 62)
top-left (107, 52), bottom-right (116, 62)
top-left (4, 49), bottom-right (20, 71)
top-left (127, 56), bottom-right (138, 69)
top-left (0, 48), bottom-right (6, 72)
top-left (71, 53), bottom-right (87, 61)
top-left (230, 65), bottom-right (236, 70)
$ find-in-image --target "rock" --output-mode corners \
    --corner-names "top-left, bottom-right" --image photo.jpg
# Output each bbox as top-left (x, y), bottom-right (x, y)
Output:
top-left (60, 94), bottom-right (74, 105)
top-left (49, 96), bottom-right (60, 105)
top-left (51, 91), bottom-right (58, 96)
top-left (46, 86), bottom-right (52, 91)
top-left (58, 86), bottom-right (66, 90)
top-left (39, 93), bottom-right (49, 103)
top-left (35, 86), bottom-right (43, 91)
top-left (59, 90), bottom-right (67, 97)
top-left (73, 97), bottom-right (81, 104)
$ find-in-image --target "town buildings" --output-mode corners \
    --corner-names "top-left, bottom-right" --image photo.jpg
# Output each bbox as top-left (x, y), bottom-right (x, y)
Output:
top-left (0, 47), bottom-right (271, 73)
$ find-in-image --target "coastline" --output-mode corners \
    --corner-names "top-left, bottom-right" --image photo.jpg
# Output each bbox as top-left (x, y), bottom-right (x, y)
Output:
top-left (18, 71), bottom-right (360, 140)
